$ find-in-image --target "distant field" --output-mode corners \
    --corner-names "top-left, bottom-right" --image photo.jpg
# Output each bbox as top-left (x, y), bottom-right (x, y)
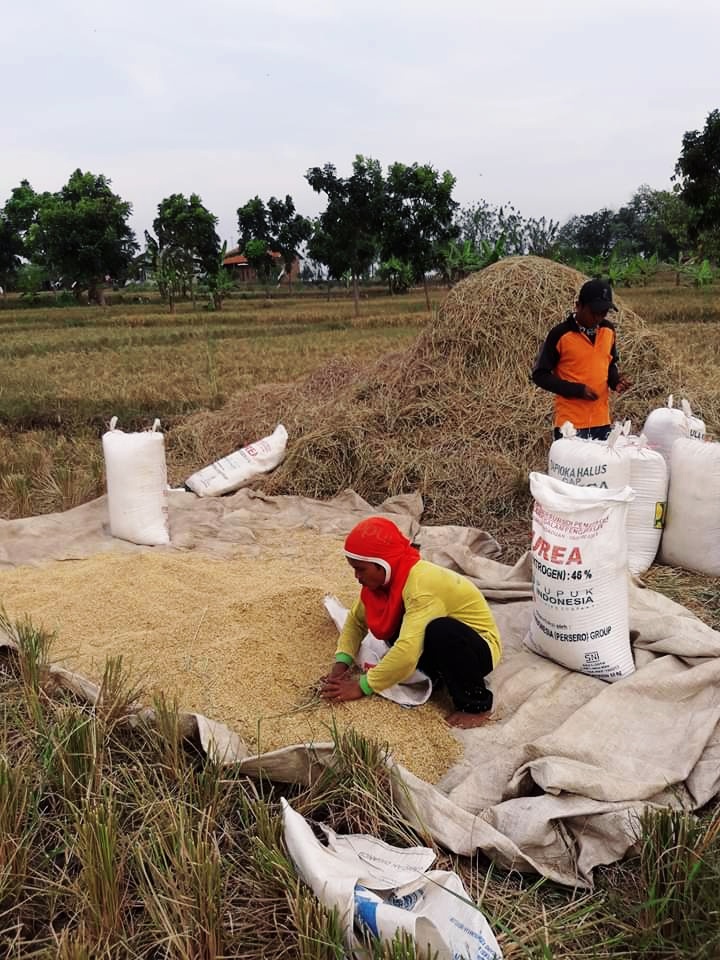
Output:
top-left (0, 293), bottom-right (432, 517)
top-left (0, 296), bottom-right (429, 427)
top-left (0, 282), bottom-right (717, 520)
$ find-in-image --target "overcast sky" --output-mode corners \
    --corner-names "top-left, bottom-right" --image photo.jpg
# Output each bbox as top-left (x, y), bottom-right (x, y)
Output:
top-left (3, 0), bottom-right (718, 247)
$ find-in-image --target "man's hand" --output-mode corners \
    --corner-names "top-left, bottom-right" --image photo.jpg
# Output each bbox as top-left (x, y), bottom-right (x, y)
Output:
top-left (582, 385), bottom-right (599, 401)
top-left (614, 374), bottom-right (633, 394)
top-left (320, 675), bottom-right (365, 702)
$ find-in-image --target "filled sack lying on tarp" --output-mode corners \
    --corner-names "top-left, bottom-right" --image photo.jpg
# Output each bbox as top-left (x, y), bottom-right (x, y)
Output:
top-left (185, 423), bottom-right (288, 497)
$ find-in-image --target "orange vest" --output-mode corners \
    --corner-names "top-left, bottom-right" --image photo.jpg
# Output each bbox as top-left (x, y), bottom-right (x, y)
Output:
top-left (554, 326), bottom-right (615, 429)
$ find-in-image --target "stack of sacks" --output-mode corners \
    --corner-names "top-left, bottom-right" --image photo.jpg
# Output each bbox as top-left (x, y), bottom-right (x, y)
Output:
top-left (548, 423), bottom-right (667, 575)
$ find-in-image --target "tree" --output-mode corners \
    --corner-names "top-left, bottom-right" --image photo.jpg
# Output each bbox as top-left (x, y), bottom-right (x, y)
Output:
top-left (381, 162), bottom-right (458, 309)
top-left (306, 155), bottom-right (385, 315)
top-left (3, 180), bottom-right (52, 268)
top-left (237, 195), bottom-right (311, 294)
top-left (455, 201), bottom-right (558, 260)
top-left (267, 195), bottom-right (312, 291)
top-left (378, 256), bottom-right (414, 295)
top-left (201, 243), bottom-right (234, 311)
top-left (16, 263), bottom-right (47, 303)
top-left (674, 109), bottom-right (720, 244)
top-left (554, 185), bottom-right (698, 268)
top-left (143, 232), bottom-right (184, 314)
top-left (245, 237), bottom-right (278, 293)
top-left (616, 185), bottom-right (694, 261)
top-left (523, 216), bottom-right (560, 257)
top-left (0, 216), bottom-right (23, 291)
top-left (237, 197), bottom-right (276, 294)
top-left (25, 169), bottom-right (137, 304)
top-left (555, 208), bottom-right (618, 260)
top-left (152, 193), bottom-right (221, 306)
top-left (455, 200), bottom-right (502, 249)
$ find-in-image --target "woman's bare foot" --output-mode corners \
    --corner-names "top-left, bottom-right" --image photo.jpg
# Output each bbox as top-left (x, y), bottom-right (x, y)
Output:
top-left (446, 710), bottom-right (493, 729)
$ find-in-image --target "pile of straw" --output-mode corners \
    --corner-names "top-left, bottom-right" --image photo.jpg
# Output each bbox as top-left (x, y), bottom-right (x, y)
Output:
top-left (169, 257), bottom-right (704, 554)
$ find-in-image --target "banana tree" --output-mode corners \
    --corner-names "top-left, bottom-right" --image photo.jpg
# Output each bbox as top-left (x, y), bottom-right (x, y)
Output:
top-left (202, 243), bottom-right (235, 310)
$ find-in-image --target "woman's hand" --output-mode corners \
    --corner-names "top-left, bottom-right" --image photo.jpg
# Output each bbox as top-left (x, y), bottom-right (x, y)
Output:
top-left (319, 661), bottom-right (350, 686)
top-left (320, 675), bottom-right (365, 702)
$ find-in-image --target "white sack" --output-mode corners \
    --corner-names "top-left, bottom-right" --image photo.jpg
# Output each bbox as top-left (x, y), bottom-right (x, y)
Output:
top-left (323, 594), bottom-right (432, 706)
top-left (617, 434), bottom-right (668, 575)
top-left (548, 422), bottom-right (630, 490)
top-left (526, 472), bottom-right (635, 681)
top-left (281, 798), bottom-right (503, 960)
top-left (102, 417), bottom-right (169, 546)
top-left (642, 395), bottom-right (706, 464)
top-left (185, 423), bottom-right (288, 497)
top-left (660, 437), bottom-right (720, 576)
top-left (548, 423), bottom-right (666, 576)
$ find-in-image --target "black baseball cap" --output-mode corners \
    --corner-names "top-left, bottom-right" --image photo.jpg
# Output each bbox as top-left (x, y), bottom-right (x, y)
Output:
top-left (577, 279), bottom-right (617, 313)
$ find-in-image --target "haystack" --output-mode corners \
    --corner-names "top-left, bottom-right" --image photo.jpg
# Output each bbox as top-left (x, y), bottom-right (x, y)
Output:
top-left (168, 257), bottom-right (687, 553)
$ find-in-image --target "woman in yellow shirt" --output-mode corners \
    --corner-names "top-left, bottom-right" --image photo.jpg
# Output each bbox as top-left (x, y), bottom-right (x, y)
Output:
top-left (320, 516), bottom-right (501, 728)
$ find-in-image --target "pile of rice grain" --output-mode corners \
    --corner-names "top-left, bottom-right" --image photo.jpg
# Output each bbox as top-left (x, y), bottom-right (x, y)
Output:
top-left (0, 536), bottom-right (462, 783)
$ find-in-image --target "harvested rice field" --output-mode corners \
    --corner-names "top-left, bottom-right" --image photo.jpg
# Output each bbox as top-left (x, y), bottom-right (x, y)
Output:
top-left (1, 275), bottom-right (720, 958)
top-left (0, 534), bottom-right (463, 783)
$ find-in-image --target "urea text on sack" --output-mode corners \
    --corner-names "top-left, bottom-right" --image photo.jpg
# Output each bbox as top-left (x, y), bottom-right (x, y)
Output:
top-left (532, 535), bottom-right (582, 565)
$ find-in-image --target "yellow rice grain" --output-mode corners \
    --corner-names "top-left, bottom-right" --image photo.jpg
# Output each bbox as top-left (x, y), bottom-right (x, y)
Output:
top-left (0, 532), bottom-right (462, 782)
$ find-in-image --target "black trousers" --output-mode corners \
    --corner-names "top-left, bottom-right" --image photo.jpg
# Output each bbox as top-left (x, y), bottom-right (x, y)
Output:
top-left (553, 424), bottom-right (611, 441)
top-left (416, 617), bottom-right (494, 714)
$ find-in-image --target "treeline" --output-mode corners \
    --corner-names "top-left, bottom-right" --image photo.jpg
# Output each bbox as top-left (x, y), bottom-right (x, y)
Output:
top-left (1, 110), bottom-right (719, 311)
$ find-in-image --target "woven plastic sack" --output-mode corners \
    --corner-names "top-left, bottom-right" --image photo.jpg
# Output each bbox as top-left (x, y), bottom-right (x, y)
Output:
top-left (615, 429), bottom-right (668, 575)
top-left (548, 422), bottom-right (630, 490)
top-left (526, 472), bottom-right (635, 682)
top-left (642, 395), bottom-right (706, 463)
top-left (282, 798), bottom-right (503, 960)
top-left (660, 437), bottom-right (720, 576)
top-left (185, 423), bottom-right (288, 497)
top-left (102, 417), bottom-right (169, 546)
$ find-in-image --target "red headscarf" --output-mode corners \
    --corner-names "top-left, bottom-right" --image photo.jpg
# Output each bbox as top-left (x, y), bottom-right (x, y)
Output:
top-left (344, 517), bottom-right (421, 642)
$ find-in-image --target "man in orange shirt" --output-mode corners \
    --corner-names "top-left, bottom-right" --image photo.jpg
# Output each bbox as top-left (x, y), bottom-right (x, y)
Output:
top-left (532, 279), bottom-right (632, 440)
